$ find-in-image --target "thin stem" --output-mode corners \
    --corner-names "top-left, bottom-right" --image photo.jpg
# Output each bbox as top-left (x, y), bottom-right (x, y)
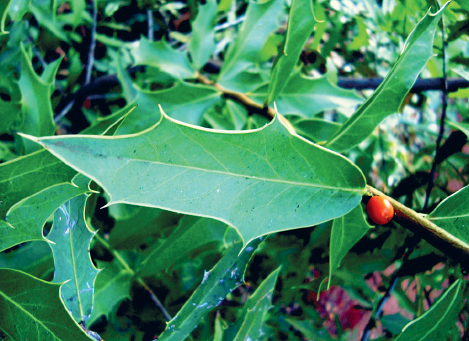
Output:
top-left (85, 0), bottom-right (97, 85)
top-left (424, 14), bottom-right (448, 211)
top-left (147, 9), bottom-right (154, 41)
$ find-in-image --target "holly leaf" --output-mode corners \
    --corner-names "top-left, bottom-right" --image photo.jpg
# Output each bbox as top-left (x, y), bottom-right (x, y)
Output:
top-left (223, 267), bottom-right (280, 341)
top-left (189, 0), bottom-right (217, 70)
top-left (329, 205), bottom-right (371, 288)
top-left (249, 72), bottom-right (363, 117)
top-left (0, 149), bottom-right (76, 219)
top-left (47, 191), bottom-right (99, 323)
top-left (0, 269), bottom-right (93, 340)
top-left (395, 279), bottom-right (464, 340)
top-left (129, 37), bottom-right (195, 79)
top-left (218, 0), bottom-right (284, 90)
top-left (22, 110), bottom-right (366, 247)
top-left (0, 176), bottom-right (91, 252)
top-left (158, 239), bottom-right (261, 341)
top-left (16, 43), bottom-right (58, 153)
top-left (428, 185), bottom-right (469, 246)
top-left (324, 3), bottom-right (449, 152)
top-left (86, 258), bottom-right (133, 327)
top-left (266, 0), bottom-right (316, 104)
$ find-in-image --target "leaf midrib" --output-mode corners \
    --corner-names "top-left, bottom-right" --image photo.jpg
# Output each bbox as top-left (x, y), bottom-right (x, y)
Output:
top-left (110, 156), bottom-right (361, 192)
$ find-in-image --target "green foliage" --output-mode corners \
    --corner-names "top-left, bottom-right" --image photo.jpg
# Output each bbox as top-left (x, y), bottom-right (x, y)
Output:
top-left (0, 0), bottom-right (468, 340)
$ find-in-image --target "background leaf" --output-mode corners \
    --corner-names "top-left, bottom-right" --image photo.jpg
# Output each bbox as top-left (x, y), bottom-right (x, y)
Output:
top-left (395, 279), bottom-right (464, 340)
top-left (324, 4), bottom-right (449, 152)
top-left (189, 0), bottom-right (217, 70)
top-left (329, 205), bottom-right (371, 288)
top-left (217, 0), bottom-right (284, 90)
top-left (266, 0), bottom-right (316, 104)
top-left (158, 239), bottom-right (261, 341)
top-left (0, 149), bottom-right (76, 219)
top-left (27, 113), bottom-right (366, 246)
top-left (0, 268), bottom-right (93, 340)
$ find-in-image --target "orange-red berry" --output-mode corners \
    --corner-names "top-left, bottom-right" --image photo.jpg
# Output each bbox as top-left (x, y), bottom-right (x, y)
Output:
top-left (366, 196), bottom-right (394, 225)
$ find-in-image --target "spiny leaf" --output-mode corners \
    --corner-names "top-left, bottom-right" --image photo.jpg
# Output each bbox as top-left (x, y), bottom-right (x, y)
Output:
top-left (249, 72), bottom-right (363, 117)
top-left (225, 267), bottom-right (280, 341)
top-left (0, 149), bottom-right (76, 219)
top-left (428, 185), bottom-right (469, 247)
top-left (395, 279), bottom-right (464, 340)
top-left (47, 191), bottom-right (100, 323)
top-left (23, 110), bottom-right (366, 247)
top-left (218, 0), bottom-right (284, 90)
top-left (86, 258), bottom-right (133, 327)
top-left (324, 4), bottom-right (449, 152)
top-left (329, 204), bottom-right (371, 289)
top-left (266, 0), bottom-right (316, 104)
top-left (129, 36), bottom-right (195, 79)
top-left (158, 239), bottom-right (261, 341)
top-left (0, 177), bottom-right (91, 252)
top-left (189, 0), bottom-right (217, 70)
top-left (0, 269), bottom-right (93, 340)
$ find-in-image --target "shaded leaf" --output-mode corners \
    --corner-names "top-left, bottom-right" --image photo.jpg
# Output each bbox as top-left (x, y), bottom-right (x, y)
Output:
top-left (24, 111), bottom-right (366, 247)
top-left (329, 205), bottom-right (372, 288)
top-left (16, 43), bottom-right (58, 153)
top-left (129, 37), bottom-right (195, 79)
top-left (428, 185), bottom-right (469, 247)
top-left (117, 61), bottom-right (222, 128)
top-left (218, 0), bottom-right (284, 89)
top-left (47, 192), bottom-right (99, 323)
top-left (138, 215), bottom-right (229, 277)
top-left (108, 204), bottom-right (181, 250)
top-left (224, 267), bottom-right (280, 341)
top-left (293, 118), bottom-right (341, 143)
top-left (87, 258), bottom-right (133, 327)
top-left (0, 241), bottom-right (53, 279)
top-left (158, 239), bottom-right (261, 341)
top-left (0, 268), bottom-right (93, 340)
top-left (249, 72), bottom-right (363, 117)
top-left (267, 0), bottom-right (316, 104)
top-left (1, 179), bottom-right (91, 252)
top-left (324, 4), bottom-right (449, 152)
top-left (395, 279), bottom-right (464, 340)
top-left (0, 149), bottom-right (76, 219)
top-left (189, 0), bottom-right (217, 70)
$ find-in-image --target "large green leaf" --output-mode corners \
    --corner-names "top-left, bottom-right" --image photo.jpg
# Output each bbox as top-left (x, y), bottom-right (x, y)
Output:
top-left (23, 111), bottom-right (366, 246)
top-left (428, 185), bottom-right (469, 246)
top-left (223, 267), bottom-right (280, 341)
top-left (324, 4), bottom-right (449, 152)
top-left (0, 269), bottom-right (93, 340)
top-left (138, 215), bottom-right (229, 277)
top-left (329, 205), bottom-right (371, 288)
top-left (217, 0), bottom-right (284, 90)
top-left (189, 0), bottom-right (217, 70)
top-left (0, 241), bottom-right (53, 279)
top-left (47, 189), bottom-right (99, 323)
top-left (0, 149), bottom-right (76, 219)
top-left (117, 61), bottom-right (222, 129)
top-left (158, 239), bottom-right (261, 341)
top-left (266, 0), bottom-right (316, 104)
top-left (86, 258), bottom-right (133, 327)
top-left (16, 43), bottom-right (58, 153)
top-left (249, 72), bottom-right (363, 117)
top-left (129, 37), bottom-right (195, 79)
top-left (0, 178), bottom-right (91, 252)
top-left (293, 118), bottom-right (341, 143)
top-left (395, 279), bottom-right (464, 340)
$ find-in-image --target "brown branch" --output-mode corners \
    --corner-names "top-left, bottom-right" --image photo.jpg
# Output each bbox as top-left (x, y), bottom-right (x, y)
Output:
top-left (366, 185), bottom-right (469, 264)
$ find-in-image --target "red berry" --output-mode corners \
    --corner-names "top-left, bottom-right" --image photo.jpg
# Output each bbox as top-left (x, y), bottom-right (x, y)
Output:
top-left (366, 196), bottom-right (394, 225)
top-left (83, 99), bottom-right (91, 109)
